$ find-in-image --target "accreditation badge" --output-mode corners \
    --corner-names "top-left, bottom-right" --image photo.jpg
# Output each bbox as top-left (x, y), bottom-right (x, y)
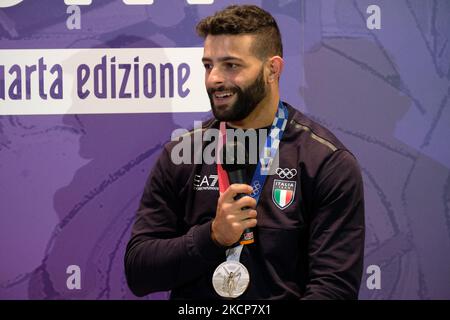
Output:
top-left (212, 261), bottom-right (250, 298)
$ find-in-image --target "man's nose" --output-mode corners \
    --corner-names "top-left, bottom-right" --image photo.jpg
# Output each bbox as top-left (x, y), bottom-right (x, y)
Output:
top-left (206, 67), bottom-right (225, 86)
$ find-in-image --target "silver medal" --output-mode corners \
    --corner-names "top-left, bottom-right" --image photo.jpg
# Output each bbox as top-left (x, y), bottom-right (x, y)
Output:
top-left (212, 260), bottom-right (250, 298)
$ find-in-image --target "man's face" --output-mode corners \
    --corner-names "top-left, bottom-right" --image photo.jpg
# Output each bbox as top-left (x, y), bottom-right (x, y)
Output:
top-left (202, 34), bottom-right (268, 122)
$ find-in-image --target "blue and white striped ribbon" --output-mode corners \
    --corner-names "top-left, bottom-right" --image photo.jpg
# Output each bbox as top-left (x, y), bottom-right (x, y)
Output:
top-left (224, 101), bottom-right (288, 263)
top-left (249, 101), bottom-right (288, 203)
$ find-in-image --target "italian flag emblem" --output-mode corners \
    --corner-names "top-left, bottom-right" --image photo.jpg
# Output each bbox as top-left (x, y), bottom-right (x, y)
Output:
top-left (272, 179), bottom-right (296, 210)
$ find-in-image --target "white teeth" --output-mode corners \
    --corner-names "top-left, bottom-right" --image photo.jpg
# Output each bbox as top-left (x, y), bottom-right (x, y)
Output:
top-left (215, 92), bottom-right (234, 98)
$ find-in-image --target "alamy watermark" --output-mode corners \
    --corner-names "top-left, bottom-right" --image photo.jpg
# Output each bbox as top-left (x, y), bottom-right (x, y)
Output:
top-left (170, 121), bottom-right (279, 173)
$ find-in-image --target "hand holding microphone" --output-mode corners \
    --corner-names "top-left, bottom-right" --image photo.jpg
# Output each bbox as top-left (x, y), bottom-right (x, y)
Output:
top-left (211, 141), bottom-right (257, 247)
top-left (211, 183), bottom-right (257, 247)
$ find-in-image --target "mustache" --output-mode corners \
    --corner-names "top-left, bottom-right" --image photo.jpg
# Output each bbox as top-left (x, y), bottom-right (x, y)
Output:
top-left (207, 86), bottom-right (239, 95)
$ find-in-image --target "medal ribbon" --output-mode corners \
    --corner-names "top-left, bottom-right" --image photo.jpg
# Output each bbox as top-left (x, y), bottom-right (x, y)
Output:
top-left (216, 101), bottom-right (288, 262)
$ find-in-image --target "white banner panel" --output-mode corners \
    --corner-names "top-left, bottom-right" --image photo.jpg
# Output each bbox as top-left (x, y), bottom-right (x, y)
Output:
top-left (0, 47), bottom-right (210, 115)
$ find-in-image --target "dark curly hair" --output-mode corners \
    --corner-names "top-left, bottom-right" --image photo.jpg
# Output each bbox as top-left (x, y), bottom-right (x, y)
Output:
top-left (196, 5), bottom-right (283, 59)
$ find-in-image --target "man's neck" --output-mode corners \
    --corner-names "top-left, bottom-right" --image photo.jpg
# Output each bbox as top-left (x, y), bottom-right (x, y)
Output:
top-left (227, 94), bottom-right (279, 129)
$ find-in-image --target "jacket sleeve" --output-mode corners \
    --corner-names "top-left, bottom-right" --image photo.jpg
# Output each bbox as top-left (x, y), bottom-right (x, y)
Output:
top-left (301, 150), bottom-right (365, 300)
top-left (124, 146), bottom-right (226, 297)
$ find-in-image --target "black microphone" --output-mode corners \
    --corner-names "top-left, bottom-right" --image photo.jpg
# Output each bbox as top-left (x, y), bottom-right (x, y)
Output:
top-left (222, 140), bottom-right (255, 245)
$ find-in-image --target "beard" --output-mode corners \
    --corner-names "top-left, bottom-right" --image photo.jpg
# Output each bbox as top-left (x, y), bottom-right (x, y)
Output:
top-left (207, 67), bottom-right (267, 122)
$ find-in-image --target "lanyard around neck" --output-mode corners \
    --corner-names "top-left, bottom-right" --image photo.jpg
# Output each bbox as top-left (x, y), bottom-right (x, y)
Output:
top-left (216, 101), bottom-right (288, 201)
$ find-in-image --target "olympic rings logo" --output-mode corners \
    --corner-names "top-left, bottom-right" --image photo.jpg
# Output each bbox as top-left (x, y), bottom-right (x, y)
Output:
top-left (275, 168), bottom-right (297, 179)
top-left (251, 181), bottom-right (261, 197)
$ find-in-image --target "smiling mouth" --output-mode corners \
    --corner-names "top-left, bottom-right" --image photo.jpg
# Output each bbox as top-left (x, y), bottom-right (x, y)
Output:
top-left (213, 91), bottom-right (236, 103)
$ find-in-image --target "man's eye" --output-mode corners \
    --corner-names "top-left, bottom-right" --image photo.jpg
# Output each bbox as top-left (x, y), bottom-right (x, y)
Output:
top-left (227, 63), bottom-right (239, 69)
top-left (203, 64), bottom-right (212, 70)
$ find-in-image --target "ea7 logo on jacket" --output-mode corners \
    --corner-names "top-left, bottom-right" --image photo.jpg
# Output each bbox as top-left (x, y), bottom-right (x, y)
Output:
top-left (272, 179), bottom-right (296, 210)
top-left (193, 174), bottom-right (218, 191)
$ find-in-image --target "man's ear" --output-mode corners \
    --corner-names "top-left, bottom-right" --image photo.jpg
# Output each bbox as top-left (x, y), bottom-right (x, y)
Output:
top-left (268, 56), bottom-right (284, 83)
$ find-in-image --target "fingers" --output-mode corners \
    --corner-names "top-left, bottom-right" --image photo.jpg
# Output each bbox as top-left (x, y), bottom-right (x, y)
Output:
top-left (242, 208), bottom-right (257, 219)
top-left (212, 208), bottom-right (258, 247)
top-left (228, 214), bottom-right (257, 233)
top-left (234, 196), bottom-right (257, 210)
top-left (212, 184), bottom-right (257, 247)
top-left (220, 184), bottom-right (253, 204)
top-left (243, 217), bottom-right (257, 229)
top-left (237, 209), bottom-right (257, 230)
top-left (243, 209), bottom-right (257, 228)
top-left (228, 209), bottom-right (257, 225)
top-left (219, 196), bottom-right (256, 218)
